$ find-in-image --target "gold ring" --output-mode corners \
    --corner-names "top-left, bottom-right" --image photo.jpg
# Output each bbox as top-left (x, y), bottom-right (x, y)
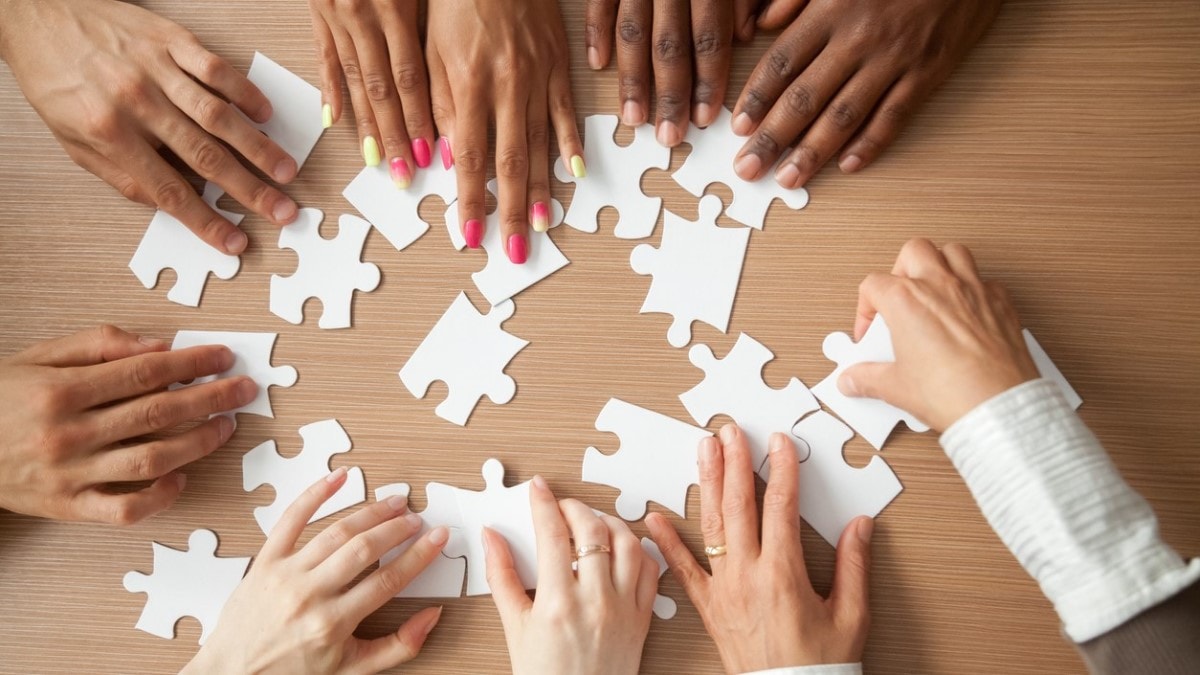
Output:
top-left (575, 544), bottom-right (612, 560)
top-left (704, 544), bottom-right (728, 558)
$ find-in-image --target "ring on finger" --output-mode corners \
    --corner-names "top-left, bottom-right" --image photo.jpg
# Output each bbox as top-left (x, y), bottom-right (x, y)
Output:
top-left (704, 544), bottom-right (728, 558)
top-left (575, 544), bottom-right (612, 560)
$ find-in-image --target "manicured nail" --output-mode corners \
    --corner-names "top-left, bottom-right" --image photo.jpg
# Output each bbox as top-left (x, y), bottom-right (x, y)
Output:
top-left (422, 606), bottom-right (444, 636)
top-left (840, 154), bottom-right (863, 174)
top-left (326, 466), bottom-right (348, 483)
top-left (857, 517), bottom-right (875, 544)
top-left (390, 157), bottom-right (412, 189)
top-left (694, 102), bottom-right (714, 128)
top-left (403, 513), bottom-right (423, 528)
top-left (775, 162), bottom-right (801, 189)
top-left (464, 219), bottom-right (483, 249)
top-left (214, 346), bottom-right (236, 372)
top-left (273, 157), bottom-right (297, 183)
top-left (507, 233), bottom-right (527, 264)
top-left (699, 437), bottom-right (719, 466)
top-left (570, 154), bottom-right (587, 178)
top-left (719, 424), bottom-right (738, 444)
top-left (769, 432), bottom-right (792, 455)
top-left (657, 120), bottom-right (682, 147)
top-left (176, 473), bottom-right (187, 489)
top-left (216, 415), bottom-right (235, 443)
top-left (428, 526), bottom-right (450, 546)
top-left (273, 199), bottom-right (298, 224)
top-left (531, 202), bottom-right (549, 233)
top-left (532, 475), bottom-right (548, 491)
top-left (622, 100), bottom-right (643, 127)
top-left (732, 112), bottom-right (754, 136)
top-left (588, 46), bottom-right (602, 70)
top-left (224, 230), bottom-right (248, 255)
top-left (362, 136), bottom-right (381, 167)
top-left (383, 495), bottom-right (407, 512)
top-left (321, 103), bottom-right (333, 129)
top-left (734, 152), bottom-right (763, 181)
top-left (481, 528), bottom-right (491, 554)
top-left (138, 336), bottom-right (166, 349)
top-left (255, 101), bottom-right (273, 124)
top-left (412, 138), bottom-right (432, 168)
top-left (439, 136), bottom-right (453, 170)
top-left (235, 377), bottom-right (259, 405)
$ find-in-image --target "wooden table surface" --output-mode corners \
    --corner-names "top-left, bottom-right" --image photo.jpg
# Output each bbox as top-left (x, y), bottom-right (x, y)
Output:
top-left (1, 1), bottom-right (1198, 673)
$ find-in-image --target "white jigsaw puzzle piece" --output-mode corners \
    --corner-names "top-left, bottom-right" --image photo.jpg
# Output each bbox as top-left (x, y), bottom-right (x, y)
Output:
top-left (1023, 329), bottom-right (1083, 409)
top-left (375, 483), bottom-right (468, 598)
top-left (583, 398), bottom-right (712, 520)
top-left (399, 292), bottom-right (529, 425)
top-left (170, 330), bottom-right (297, 420)
top-left (270, 209), bottom-right (381, 329)
top-left (453, 458), bottom-right (538, 596)
top-left (445, 180), bottom-right (573, 306)
top-left (343, 151), bottom-right (456, 250)
top-left (243, 52), bottom-right (325, 169)
top-left (553, 115), bottom-right (670, 238)
top-left (672, 107), bottom-right (808, 229)
top-left (758, 411), bottom-right (903, 547)
top-left (121, 529), bottom-right (251, 645)
top-left (630, 195), bottom-right (750, 348)
top-left (681, 333), bottom-right (819, 470)
top-left (640, 537), bottom-right (678, 620)
top-left (129, 182), bottom-right (243, 307)
top-left (243, 419), bottom-right (366, 535)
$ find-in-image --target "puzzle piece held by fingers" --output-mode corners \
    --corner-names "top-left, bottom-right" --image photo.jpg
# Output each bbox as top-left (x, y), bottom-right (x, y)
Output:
top-left (343, 148), bottom-right (457, 250)
top-left (169, 330), bottom-right (297, 420)
top-left (374, 482), bottom-right (468, 598)
top-left (243, 52), bottom-right (325, 169)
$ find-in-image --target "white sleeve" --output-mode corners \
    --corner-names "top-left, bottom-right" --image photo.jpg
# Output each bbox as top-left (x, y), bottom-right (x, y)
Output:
top-left (940, 378), bottom-right (1200, 642)
top-left (741, 665), bottom-right (862, 675)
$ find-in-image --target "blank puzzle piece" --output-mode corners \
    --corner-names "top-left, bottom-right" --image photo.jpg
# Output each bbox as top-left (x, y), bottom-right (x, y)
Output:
top-left (122, 529), bottom-right (251, 645)
top-left (631, 195), bottom-right (750, 348)
top-left (243, 52), bottom-right (325, 169)
top-left (583, 398), bottom-right (712, 520)
top-left (681, 333), bottom-right (819, 470)
top-left (170, 330), bottom-right (297, 420)
top-left (343, 147), bottom-right (456, 250)
top-left (399, 292), bottom-right (529, 425)
top-left (1022, 329), bottom-right (1084, 409)
top-left (375, 482), bottom-right (468, 598)
top-left (641, 537), bottom-right (678, 620)
top-left (672, 107), bottom-right (808, 229)
top-left (453, 458), bottom-right (538, 596)
top-left (445, 180), bottom-right (574, 306)
top-left (243, 419), bottom-right (366, 535)
top-left (553, 115), bottom-right (670, 238)
top-left (270, 209), bottom-right (381, 329)
top-left (129, 182), bottom-right (243, 307)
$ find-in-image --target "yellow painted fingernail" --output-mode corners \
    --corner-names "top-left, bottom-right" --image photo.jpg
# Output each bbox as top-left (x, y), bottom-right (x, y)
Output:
top-left (570, 154), bottom-right (587, 178)
top-left (363, 136), bottom-right (381, 167)
top-left (321, 103), bottom-right (333, 129)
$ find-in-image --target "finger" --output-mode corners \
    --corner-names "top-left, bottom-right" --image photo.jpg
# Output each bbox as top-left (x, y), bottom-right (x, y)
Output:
top-left (838, 76), bottom-right (927, 174)
top-left (76, 344), bottom-right (233, 408)
top-left (756, 0), bottom-right (809, 30)
top-left (732, 19), bottom-right (825, 138)
top-left (941, 242), bottom-right (982, 284)
top-left (548, 60), bottom-right (585, 176)
top-left (761, 433), bottom-right (804, 558)
top-left (93, 416), bottom-right (234, 483)
top-left (381, 8), bottom-right (435, 169)
top-left (559, 498), bottom-right (613, 593)
top-left (452, 85), bottom-right (489, 251)
top-left (483, 526), bottom-right (534, 622)
top-left (260, 467), bottom-right (352, 559)
top-left (601, 514), bottom-right (643, 596)
top-left (328, 23), bottom-right (383, 167)
top-left (853, 271), bottom-right (898, 341)
top-left (298, 492), bottom-right (411, 569)
top-left (317, 507), bottom-right (424, 590)
top-left (838, 361), bottom-right (904, 402)
top-left (529, 475), bottom-right (574, 592)
top-left (62, 142), bottom-right (153, 206)
top-left (645, 512), bottom-right (709, 607)
top-left (892, 237), bottom-right (951, 280)
top-left (88, 376), bottom-right (256, 445)
top-left (718, 424), bottom-right (761, 559)
top-left (831, 516), bottom-right (873, 632)
top-left (342, 526), bottom-right (450, 619)
top-left (168, 38), bottom-right (272, 124)
top-left (311, 10), bottom-right (344, 126)
top-left (690, 0), bottom-right (733, 128)
top-left (426, 44), bottom-right (455, 158)
top-left (636, 550), bottom-right (661, 614)
top-left (14, 325), bottom-right (166, 368)
top-left (350, 606), bottom-right (443, 674)
top-left (615, 0), bottom-right (653, 126)
top-left (71, 473), bottom-right (186, 525)
top-left (585, 0), bottom-right (619, 70)
top-left (346, 19), bottom-right (415, 183)
top-left (650, 0), bottom-right (692, 146)
top-left (733, 0), bottom-right (762, 40)
top-left (526, 87), bottom-right (553, 235)
top-left (774, 68), bottom-right (895, 189)
top-left (697, 436), bottom-right (726, 564)
top-left (495, 83), bottom-right (530, 264)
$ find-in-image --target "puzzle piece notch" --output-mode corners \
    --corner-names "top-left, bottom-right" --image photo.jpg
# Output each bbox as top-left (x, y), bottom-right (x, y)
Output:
top-left (680, 333), bottom-right (819, 469)
top-left (582, 398), bottom-right (712, 520)
top-left (630, 195), bottom-right (750, 348)
top-left (453, 458), bottom-right (538, 596)
top-left (399, 292), bottom-right (529, 426)
top-left (342, 149), bottom-right (457, 250)
top-left (640, 537), bottom-right (678, 620)
top-left (270, 209), bottom-right (381, 329)
top-left (243, 52), bottom-right (325, 169)
top-left (375, 482), bottom-right (468, 598)
top-left (169, 331), bottom-right (297, 420)
top-left (553, 115), bottom-right (670, 239)
top-left (122, 529), bottom-right (251, 645)
top-left (672, 107), bottom-right (808, 229)
top-left (243, 419), bottom-right (366, 535)
top-left (129, 182), bottom-right (243, 307)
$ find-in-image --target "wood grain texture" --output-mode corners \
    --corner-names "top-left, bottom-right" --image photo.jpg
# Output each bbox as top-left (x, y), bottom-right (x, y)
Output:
top-left (1, 1), bottom-right (1197, 673)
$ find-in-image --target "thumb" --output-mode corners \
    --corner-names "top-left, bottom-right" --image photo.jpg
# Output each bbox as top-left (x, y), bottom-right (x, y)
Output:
top-left (838, 361), bottom-right (903, 404)
top-left (483, 527), bottom-right (531, 621)
top-left (831, 517), bottom-right (873, 632)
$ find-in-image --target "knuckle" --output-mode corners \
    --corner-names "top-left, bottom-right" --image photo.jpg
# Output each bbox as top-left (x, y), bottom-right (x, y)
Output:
top-left (128, 357), bottom-right (162, 392)
top-left (154, 180), bottom-right (192, 212)
top-left (827, 100), bottom-right (860, 130)
top-left (693, 30), bottom-right (725, 57)
top-left (741, 87), bottom-right (770, 119)
top-left (393, 63), bottom-right (423, 95)
top-left (749, 129), bottom-right (782, 157)
top-left (880, 99), bottom-right (912, 125)
top-left (693, 79), bottom-right (715, 105)
top-left (140, 399), bottom-right (174, 432)
top-left (618, 19), bottom-right (646, 46)
top-left (763, 487), bottom-right (795, 513)
top-left (619, 74), bottom-right (645, 97)
top-left (375, 564), bottom-right (407, 595)
top-left (656, 93), bottom-right (685, 119)
top-left (363, 73), bottom-right (393, 102)
top-left (113, 74), bottom-right (152, 108)
top-left (526, 120), bottom-right (548, 149)
top-left (130, 447), bottom-right (166, 480)
top-left (84, 109), bottom-right (123, 144)
top-left (316, 40), bottom-right (337, 65)
top-left (109, 500), bottom-right (143, 526)
top-left (341, 59), bottom-right (364, 85)
top-left (191, 138), bottom-right (230, 177)
top-left (653, 36), bottom-right (686, 63)
top-left (766, 47), bottom-right (797, 81)
top-left (455, 148), bottom-right (486, 174)
top-left (193, 95), bottom-right (229, 130)
top-left (347, 537), bottom-right (376, 567)
top-left (783, 83), bottom-right (818, 120)
top-left (723, 495), bottom-right (752, 520)
top-left (497, 148), bottom-right (527, 178)
top-left (194, 52), bottom-right (226, 82)
top-left (701, 511), bottom-right (724, 537)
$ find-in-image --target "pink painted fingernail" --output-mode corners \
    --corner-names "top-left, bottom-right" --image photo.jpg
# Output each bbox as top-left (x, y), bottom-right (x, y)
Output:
top-left (464, 219), bottom-right (483, 249)
top-left (390, 157), bottom-right (412, 189)
top-left (412, 138), bottom-right (432, 168)
top-left (531, 202), bottom-right (549, 233)
top-left (439, 136), bottom-right (453, 170)
top-left (507, 233), bottom-right (527, 265)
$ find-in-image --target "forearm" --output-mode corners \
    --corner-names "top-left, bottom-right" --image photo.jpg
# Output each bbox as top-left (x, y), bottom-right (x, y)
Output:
top-left (1077, 579), bottom-right (1200, 674)
top-left (940, 378), bottom-right (1200, 642)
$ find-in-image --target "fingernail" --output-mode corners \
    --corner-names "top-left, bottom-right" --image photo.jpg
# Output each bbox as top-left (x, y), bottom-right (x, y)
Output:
top-left (622, 100), bottom-right (642, 127)
top-left (857, 517), bottom-right (875, 544)
top-left (386, 494), bottom-right (408, 512)
top-left (439, 136), bottom-right (453, 170)
top-left (733, 112), bottom-right (754, 136)
top-left (588, 45), bottom-right (602, 70)
top-left (570, 154), bottom-right (587, 178)
top-left (429, 526), bottom-right (449, 546)
top-left (422, 606), bottom-right (444, 637)
top-left (699, 437), bottom-right (719, 466)
top-left (321, 103), bottom-right (333, 129)
top-left (656, 120), bottom-right (682, 147)
top-left (216, 416), bottom-right (234, 443)
top-left (532, 475), bottom-right (548, 492)
top-left (507, 233), bottom-right (528, 265)
top-left (719, 424), bottom-right (738, 444)
top-left (235, 377), bottom-right (259, 405)
top-left (390, 157), bottom-right (412, 189)
top-left (214, 346), bottom-right (235, 371)
top-left (531, 202), bottom-right (549, 233)
top-left (326, 466), bottom-right (348, 483)
top-left (403, 512), bottom-right (423, 528)
top-left (273, 157), bottom-right (297, 183)
top-left (224, 230), bottom-right (248, 255)
top-left (176, 473), bottom-right (187, 489)
top-left (363, 136), bottom-right (381, 167)
top-left (138, 336), bottom-right (166, 348)
top-left (840, 154), bottom-right (863, 174)
top-left (769, 432), bottom-right (791, 455)
top-left (464, 219), bottom-right (483, 249)
top-left (480, 528), bottom-right (491, 554)
top-left (775, 162), bottom-right (801, 189)
top-left (412, 138), bottom-right (432, 168)
top-left (256, 101), bottom-right (273, 124)
top-left (741, 15), bottom-right (757, 41)
top-left (734, 152), bottom-right (763, 181)
top-left (694, 102), bottom-right (714, 128)
top-left (273, 199), bottom-right (298, 224)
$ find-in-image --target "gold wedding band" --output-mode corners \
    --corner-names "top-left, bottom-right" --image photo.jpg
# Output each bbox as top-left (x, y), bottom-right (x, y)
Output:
top-left (704, 544), bottom-right (728, 558)
top-left (575, 544), bottom-right (612, 560)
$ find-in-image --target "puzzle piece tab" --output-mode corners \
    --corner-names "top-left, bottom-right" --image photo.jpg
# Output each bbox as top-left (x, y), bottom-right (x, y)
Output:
top-left (640, 537), bottom-right (679, 620)
top-left (631, 195), bottom-right (750, 348)
top-left (343, 149), bottom-right (456, 250)
top-left (672, 107), bottom-right (808, 229)
top-left (453, 458), bottom-right (538, 596)
top-left (243, 419), bottom-right (366, 535)
top-left (122, 529), bottom-right (250, 645)
top-left (270, 209), bottom-right (381, 329)
top-left (170, 330), bottom-right (297, 420)
top-left (553, 115), bottom-right (670, 239)
top-left (583, 398), bottom-right (712, 520)
top-left (374, 482), bottom-right (468, 598)
top-left (399, 292), bottom-right (529, 425)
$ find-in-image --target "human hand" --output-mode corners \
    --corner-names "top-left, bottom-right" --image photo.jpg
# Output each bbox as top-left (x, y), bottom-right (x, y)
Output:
top-left (308, 0), bottom-right (435, 185)
top-left (0, 0), bottom-right (299, 254)
top-left (427, 0), bottom-right (583, 264)
top-left (732, 0), bottom-right (1003, 187)
top-left (485, 477), bottom-right (658, 675)
top-left (837, 239), bottom-right (1039, 431)
top-left (584, 0), bottom-right (760, 142)
top-left (0, 325), bottom-right (256, 524)
top-left (647, 425), bottom-right (872, 673)
top-left (186, 469), bottom-right (449, 674)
